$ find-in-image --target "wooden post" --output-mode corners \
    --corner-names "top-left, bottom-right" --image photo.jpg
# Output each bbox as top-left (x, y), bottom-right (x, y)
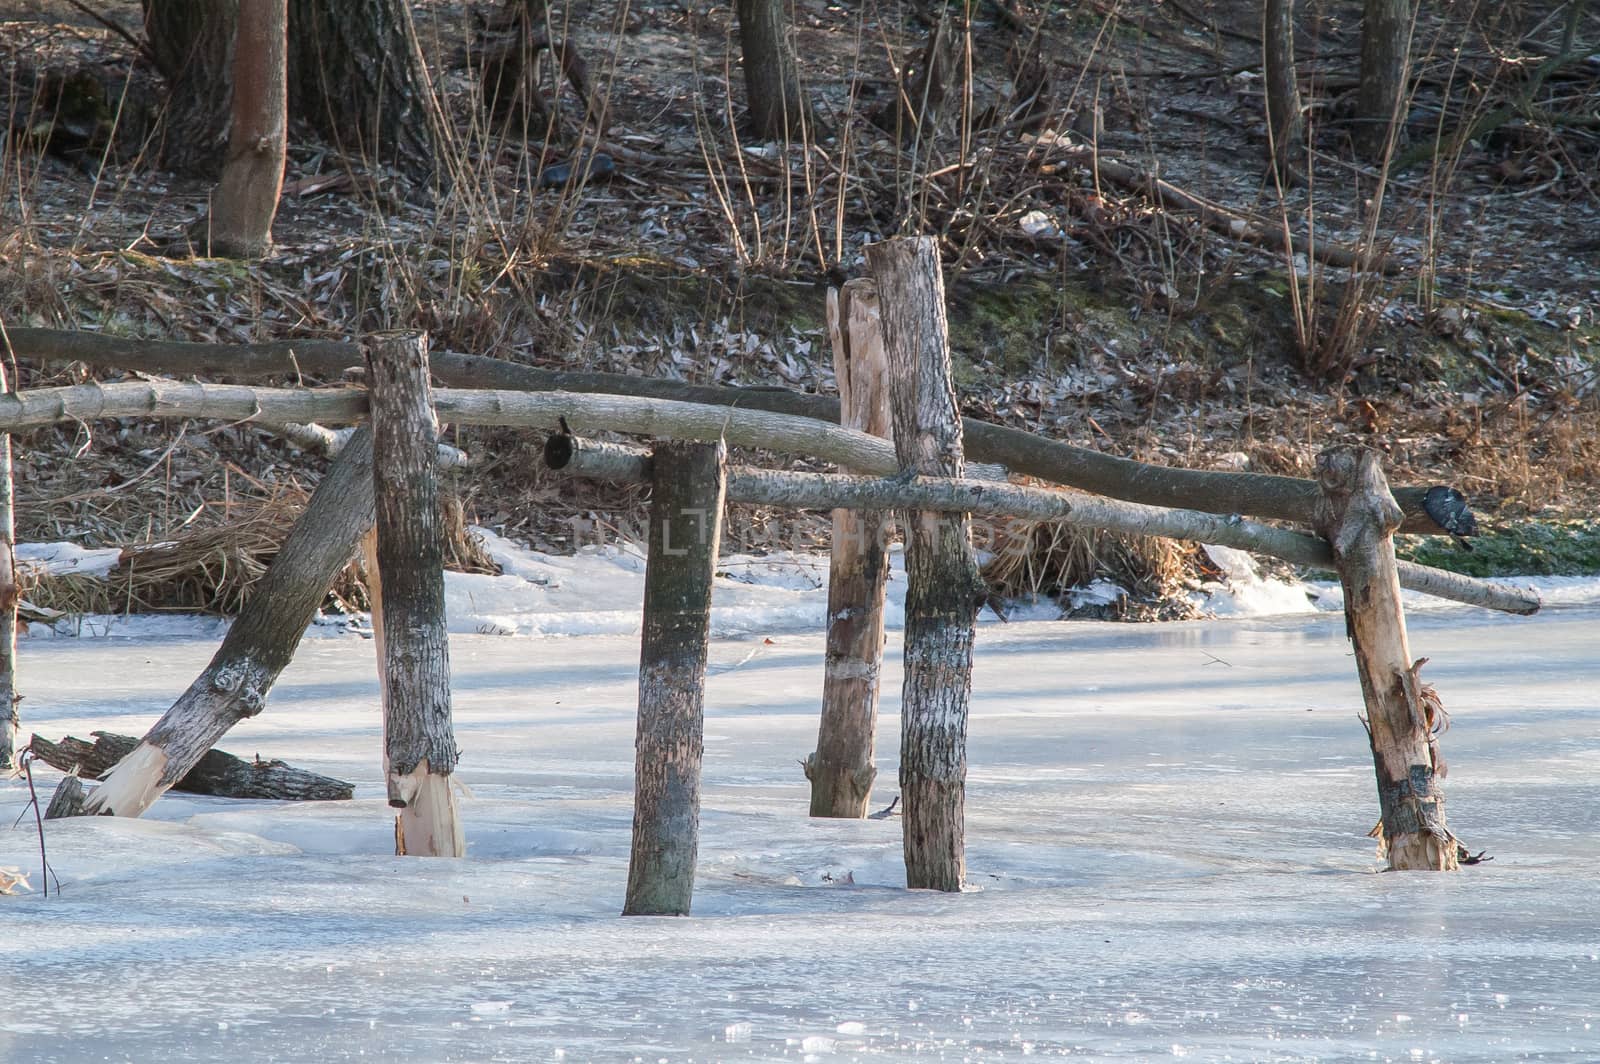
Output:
top-left (624, 440), bottom-right (726, 916)
top-left (366, 330), bottom-right (464, 858)
top-left (805, 280), bottom-right (892, 818)
top-left (867, 236), bottom-right (984, 893)
top-left (1315, 446), bottom-right (1458, 871)
top-left (82, 426), bottom-right (377, 817)
top-left (0, 360), bottom-right (17, 769)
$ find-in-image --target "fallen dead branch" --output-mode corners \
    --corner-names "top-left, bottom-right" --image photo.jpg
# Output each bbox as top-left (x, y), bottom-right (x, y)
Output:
top-left (29, 731), bottom-right (355, 801)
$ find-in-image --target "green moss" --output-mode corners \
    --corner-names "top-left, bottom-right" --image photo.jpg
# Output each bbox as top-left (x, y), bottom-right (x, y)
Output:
top-left (1396, 520), bottom-right (1600, 577)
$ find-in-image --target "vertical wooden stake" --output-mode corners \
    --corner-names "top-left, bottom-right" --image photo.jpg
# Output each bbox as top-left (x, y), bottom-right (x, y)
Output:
top-left (867, 236), bottom-right (984, 892)
top-left (805, 280), bottom-right (892, 818)
top-left (367, 330), bottom-right (464, 858)
top-left (0, 358), bottom-right (17, 769)
top-left (1315, 446), bottom-right (1458, 871)
top-left (624, 440), bottom-right (726, 916)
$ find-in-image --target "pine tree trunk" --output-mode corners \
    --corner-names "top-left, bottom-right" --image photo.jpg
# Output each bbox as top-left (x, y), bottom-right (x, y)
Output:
top-left (141, 0), bottom-right (238, 174)
top-left (1315, 446), bottom-right (1458, 871)
top-left (207, 0), bottom-right (288, 259)
top-left (867, 237), bottom-right (983, 893)
top-left (288, 0), bottom-right (437, 181)
top-left (734, 0), bottom-right (810, 141)
top-left (367, 331), bottom-right (464, 857)
top-left (1263, 0), bottom-right (1304, 183)
top-left (624, 441), bottom-right (726, 916)
top-left (1355, 0), bottom-right (1412, 159)
top-left (805, 280), bottom-right (891, 818)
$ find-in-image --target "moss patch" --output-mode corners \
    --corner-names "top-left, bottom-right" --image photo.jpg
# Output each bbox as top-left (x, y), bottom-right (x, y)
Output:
top-left (1397, 520), bottom-right (1600, 577)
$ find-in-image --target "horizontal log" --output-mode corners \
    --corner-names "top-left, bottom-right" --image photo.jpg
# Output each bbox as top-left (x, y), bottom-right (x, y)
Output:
top-left (28, 731), bottom-right (355, 801)
top-left (545, 435), bottom-right (1539, 615)
top-left (6, 327), bottom-right (1464, 535)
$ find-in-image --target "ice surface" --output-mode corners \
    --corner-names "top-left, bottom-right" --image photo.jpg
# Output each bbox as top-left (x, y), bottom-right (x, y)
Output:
top-left (3, 599), bottom-right (1598, 1062)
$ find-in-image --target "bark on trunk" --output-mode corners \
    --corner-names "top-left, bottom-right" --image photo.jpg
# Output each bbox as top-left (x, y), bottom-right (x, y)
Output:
top-left (805, 281), bottom-right (891, 818)
top-left (1263, 0), bottom-right (1305, 183)
top-left (1355, 0), bottom-right (1412, 159)
top-left (876, 13), bottom-right (962, 147)
top-left (868, 236), bottom-right (982, 893)
top-left (6, 327), bottom-right (1469, 537)
top-left (623, 441), bottom-right (726, 916)
top-left (45, 775), bottom-right (86, 819)
top-left (142, 0), bottom-right (238, 174)
top-left (288, 0), bottom-right (436, 182)
top-left (81, 427), bottom-right (376, 817)
top-left (206, 0), bottom-right (287, 259)
top-left (734, 0), bottom-right (811, 141)
top-left (29, 731), bottom-right (355, 801)
top-left (367, 331), bottom-right (463, 857)
top-left (0, 361), bottom-right (16, 769)
top-left (1315, 446), bottom-right (1458, 871)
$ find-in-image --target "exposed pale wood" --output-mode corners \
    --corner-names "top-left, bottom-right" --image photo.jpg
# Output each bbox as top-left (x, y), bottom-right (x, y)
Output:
top-left (624, 441), bottom-right (726, 916)
top-left (869, 236), bottom-right (981, 894)
top-left (207, 0), bottom-right (288, 258)
top-left (1315, 446), bottom-right (1458, 872)
top-left (0, 360), bottom-right (16, 769)
top-left (5, 327), bottom-right (1465, 535)
top-left (81, 427), bottom-right (377, 817)
top-left (806, 281), bottom-right (892, 818)
top-left (367, 331), bottom-right (462, 857)
top-left (544, 439), bottom-right (1540, 616)
top-left (28, 731), bottom-right (354, 800)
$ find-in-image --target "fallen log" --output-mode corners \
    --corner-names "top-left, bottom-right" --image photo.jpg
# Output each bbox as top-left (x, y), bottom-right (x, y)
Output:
top-left (5, 327), bottom-right (1466, 535)
top-left (28, 731), bottom-right (355, 801)
top-left (544, 434), bottom-right (1541, 615)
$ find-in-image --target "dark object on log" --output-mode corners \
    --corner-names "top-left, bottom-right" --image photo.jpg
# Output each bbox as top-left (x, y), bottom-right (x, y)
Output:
top-left (1422, 486), bottom-right (1477, 540)
top-left (44, 775), bottom-right (87, 819)
top-left (539, 152), bottom-right (614, 188)
top-left (4, 328), bottom-right (1468, 536)
top-left (29, 731), bottom-right (355, 801)
top-left (623, 440), bottom-right (726, 916)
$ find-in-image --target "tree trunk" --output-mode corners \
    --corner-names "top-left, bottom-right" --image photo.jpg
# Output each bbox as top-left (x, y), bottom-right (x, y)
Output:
top-left (142, 0), bottom-right (238, 174)
top-left (1315, 446), bottom-right (1458, 871)
top-left (81, 427), bottom-right (376, 818)
top-left (734, 0), bottom-right (811, 141)
top-left (29, 731), bottom-right (354, 801)
top-left (624, 441), bottom-right (726, 916)
top-left (206, 0), bottom-right (288, 258)
top-left (366, 331), bottom-right (464, 857)
top-left (805, 281), bottom-right (891, 818)
top-left (1263, 0), bottom-right (1304, 183)
top-left (1355, 0), bottom-right (1412, 159)
top-left (0, 361), bottom-right (16, 770)
top-left (867, 236), bottom-right (983, 893)
top-left (288, 0), bottom-right (437, 182)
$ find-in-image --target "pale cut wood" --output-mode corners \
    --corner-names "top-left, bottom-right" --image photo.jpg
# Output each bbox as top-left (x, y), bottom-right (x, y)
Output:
top-left (869, 236), bottom-right (983, 894)
top-left (624, 441), bottom-right (726, 916)
top-left (806, 280), bottom-right (892, 818)
top-left (206, 0), bottom-right (288, 258)
top-left (81, 427), bottom-right (377, 817)
top-left (5, 326), bottom-right (1470, 536)
top-left (544, 436), bottom-right (1541, 615)
top-left (1315, 446), bottom-right (1458, 872)
top-left (0, 359), bottom-right (16, 769)
top-left (367, 331), bottom-right (462, 857)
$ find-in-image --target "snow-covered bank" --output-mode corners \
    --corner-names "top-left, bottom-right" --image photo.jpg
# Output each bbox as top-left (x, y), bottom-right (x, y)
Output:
top-left (19, 528), bottom-right (1600, 642)
top-left (3, 607), bottom-right (1598, 1061)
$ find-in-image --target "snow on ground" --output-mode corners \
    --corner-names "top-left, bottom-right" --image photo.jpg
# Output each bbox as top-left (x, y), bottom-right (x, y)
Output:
top-left (4, 537), bottom-right (1600, 1062)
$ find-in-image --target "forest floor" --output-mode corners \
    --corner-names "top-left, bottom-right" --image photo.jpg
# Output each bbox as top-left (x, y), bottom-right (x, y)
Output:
top-left (3, 0), bottom-right (1599, 615)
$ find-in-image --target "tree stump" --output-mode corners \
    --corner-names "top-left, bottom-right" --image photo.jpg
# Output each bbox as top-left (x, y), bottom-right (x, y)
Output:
top-left (367, 330), bottom-right (463, 858)
top-left (867, 236), bottom-right (983, 893)
top-left (624, 440), bottom-right (726, 916)
top-left (1315, 446), bottom-right (1458, 871)
top-left (805, 280), bottom-right (892, 818)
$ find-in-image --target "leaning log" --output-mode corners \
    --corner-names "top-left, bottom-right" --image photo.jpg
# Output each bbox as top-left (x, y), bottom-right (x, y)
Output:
top-left (871, 236), bottom-right (982, 894)
top-left (543, 436), bottom-right (1541, 616)
top-left (80, 426), bottom-right (377, 817)
top-left (805, 280), bottom-right (892, 819)
top-left (1316, 447), bottom-right (1458, 871)
top-left (5, 327), bottom-right (1468, 535)
top-left (624, 440), bottom-right (726, 916)
top-left (28, 731), bottom-right (355, 801)
top-left (367, 331), bottom-right (464, 858)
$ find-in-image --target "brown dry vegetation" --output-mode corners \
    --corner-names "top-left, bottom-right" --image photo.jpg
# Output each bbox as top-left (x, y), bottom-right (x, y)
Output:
top-left (3, 0), bottom-right (1598, 614)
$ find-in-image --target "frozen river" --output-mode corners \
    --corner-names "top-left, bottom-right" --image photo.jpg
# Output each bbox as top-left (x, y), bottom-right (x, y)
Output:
top-left (3, 603), bottom-right (1598, 1062)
